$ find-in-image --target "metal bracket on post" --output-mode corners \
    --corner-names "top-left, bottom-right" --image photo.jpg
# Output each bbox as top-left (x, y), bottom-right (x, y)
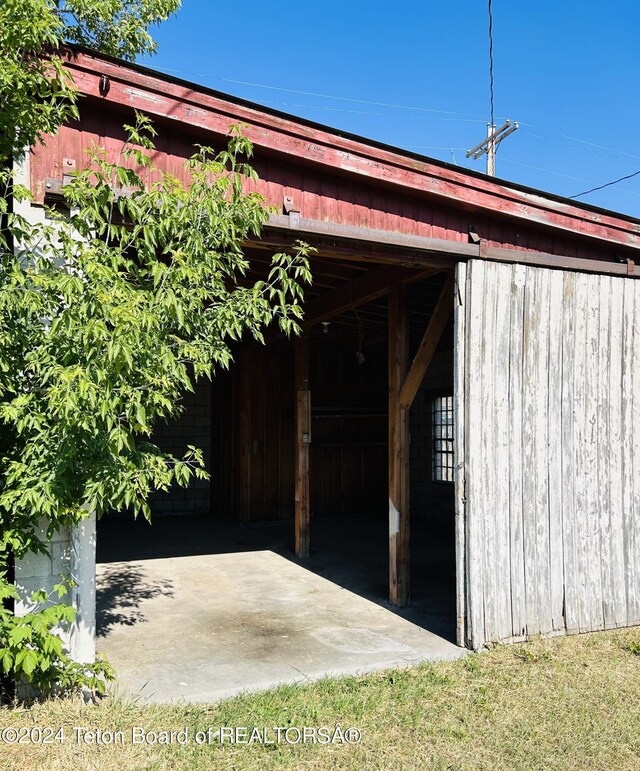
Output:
top-left (283, 195), bottom-right (300, 229)
top-left (44, 178), bottom-right (64, 196)
top-left (61, 157), bottom-right (76, 186)
top-left (43, 158), bottom-right (77, 205)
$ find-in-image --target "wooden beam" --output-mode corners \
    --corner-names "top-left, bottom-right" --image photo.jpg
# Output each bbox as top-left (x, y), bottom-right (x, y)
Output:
top-left (398, 272), bottom-right (455, 409)
top-left (253, 230), bottom-right (454, 270)
top-left (388, 284), bottom-right (410, 606)
top-left (294, 336), bottom-right (311, 558)
top-left (302, 265), bottom-right (437, 331)
top-left (262, 218), bottom-right (640, 279)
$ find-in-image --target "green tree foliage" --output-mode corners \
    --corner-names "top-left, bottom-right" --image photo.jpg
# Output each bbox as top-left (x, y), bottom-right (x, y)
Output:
top-left (0, 1), bottom-right (312, 696)
top-left (0, 114), bottom-right (310, 695)
top-left (0, 0), bottom-right (180, 161)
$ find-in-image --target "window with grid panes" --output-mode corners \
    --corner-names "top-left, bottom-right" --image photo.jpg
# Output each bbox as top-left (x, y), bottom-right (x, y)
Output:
top-left (432, 395), bottom-right (454, 482)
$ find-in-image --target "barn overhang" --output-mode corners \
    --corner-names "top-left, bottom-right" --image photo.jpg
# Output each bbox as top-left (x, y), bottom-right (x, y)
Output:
top-left (17, 46), bottom-right (640, 655)
top-left (30, 47), bottom-right (640, 271)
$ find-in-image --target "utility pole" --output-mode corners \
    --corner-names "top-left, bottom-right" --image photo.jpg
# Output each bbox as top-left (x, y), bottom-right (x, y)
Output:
top-left (466, 119), bottom-right (518, 176)
top-left (486, 122), bottom-right (496, 176)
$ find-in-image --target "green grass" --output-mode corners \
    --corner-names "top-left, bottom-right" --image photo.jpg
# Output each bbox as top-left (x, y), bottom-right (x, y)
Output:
top-left (2, 628), bottom-right (640, 770)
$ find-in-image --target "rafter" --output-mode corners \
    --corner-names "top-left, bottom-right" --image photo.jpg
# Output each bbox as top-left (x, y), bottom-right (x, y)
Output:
top-left (302, 265), bottom-right (437, 331)
top-left (398, 272), bottom-right (455, 409)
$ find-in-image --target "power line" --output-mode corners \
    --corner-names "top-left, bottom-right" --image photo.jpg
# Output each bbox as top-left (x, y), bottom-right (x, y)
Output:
top-left (403, 145), bottom-right (468, 151)
top-left (146, 63), bottom-right (640, 196)
top-left (520, 126), bottom-right (640, 162)
top-left (149, 64), bottom-right (492, 121)
top-left (488, 0), bottom-right (495, 128)
top-left (561, 133), bottom-right (640, 160)
top-left (501, 157), bottom-right (605, 183)
top-left (240, 99), bottom-right (385, 117)
top-left (244, 98), bottom-right (490, 123)
top-left (148, 64), bottom-right (638, 165)
top-left (501, 158), bottom-right (640, 195)
top-left (569, 169), bottom-right (640, 199)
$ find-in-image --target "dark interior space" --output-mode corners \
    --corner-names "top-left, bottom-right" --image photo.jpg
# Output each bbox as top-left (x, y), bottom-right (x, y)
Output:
top-left (97, 259), bottom-right (456, 640)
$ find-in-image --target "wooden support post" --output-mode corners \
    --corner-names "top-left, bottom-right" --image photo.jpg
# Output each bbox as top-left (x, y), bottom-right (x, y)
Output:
top-left (388, 284), bottom-right (410, 606)
top-left (295, 336), bottom-right (311, 558)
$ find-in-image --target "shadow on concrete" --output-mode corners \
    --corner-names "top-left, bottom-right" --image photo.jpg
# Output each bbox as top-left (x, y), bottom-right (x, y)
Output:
top-left (97, 513), bottom-right (456, 642)
top-left (96, 563), bottom-right (174, 638)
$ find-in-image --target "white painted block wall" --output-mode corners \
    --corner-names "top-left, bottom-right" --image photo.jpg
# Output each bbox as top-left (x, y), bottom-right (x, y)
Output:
top-left (11, 151), bottom-right (96, 664)
top-left (14, 514), bottom-right (96, 664)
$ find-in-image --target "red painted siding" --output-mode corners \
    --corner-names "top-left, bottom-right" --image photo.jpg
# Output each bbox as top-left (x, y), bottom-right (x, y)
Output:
top-left (28, 49), bottom-right (640, 266)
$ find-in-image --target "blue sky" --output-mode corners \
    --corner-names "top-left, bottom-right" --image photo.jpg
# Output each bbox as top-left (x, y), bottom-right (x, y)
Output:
top-left (139, 1), bottom-right (640, 217)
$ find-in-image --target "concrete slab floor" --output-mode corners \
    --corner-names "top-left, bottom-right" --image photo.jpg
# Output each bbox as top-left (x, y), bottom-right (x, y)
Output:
top-left (96, 517), bottom-right (465, 704)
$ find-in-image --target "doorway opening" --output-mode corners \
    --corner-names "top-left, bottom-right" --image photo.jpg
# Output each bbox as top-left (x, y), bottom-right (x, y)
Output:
top-left (95, 259), bottom-right (458, 696)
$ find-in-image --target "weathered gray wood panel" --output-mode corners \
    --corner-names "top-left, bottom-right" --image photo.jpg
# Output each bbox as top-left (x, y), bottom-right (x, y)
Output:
top-left (457, 259), bottom-right (640, 648)
top-left (454, 262), bottom-right (467, 647)
top-left (464, 260), bottom-right (487, 646)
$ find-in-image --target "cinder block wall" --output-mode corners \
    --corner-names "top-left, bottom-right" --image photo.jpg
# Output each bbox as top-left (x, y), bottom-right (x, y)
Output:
top-left (147, 380), bottom-right (212, 516)
top-left (14, 515), bottom-right (96, 665)
top-left (410, 349), bottom-right (455, 526)
top-left (14, 521), bottom-right (72, 611)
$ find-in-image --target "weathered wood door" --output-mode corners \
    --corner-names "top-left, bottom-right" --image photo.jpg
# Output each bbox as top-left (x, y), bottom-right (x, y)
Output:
top-left (455, 260), bottom-right (640, 649)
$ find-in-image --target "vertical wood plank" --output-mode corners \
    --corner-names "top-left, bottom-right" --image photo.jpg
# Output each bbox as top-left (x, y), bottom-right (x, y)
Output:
top-left (279, 346), bottom-right (295, 520)
top-left (522, 266), bottom-right (541, 635)
top-left (561, 272), bottom-right (578, 633)
top-left (492, 262), bottom-right (513, 640)
top-left (388, 284), bottom-right (410, 607)
top-left (623, 281), bottom-right (640, 624)
top-left (263, 346), bottom-right (281, 519)
top-left (573, 273), bottom-right (589, 632)
top-left (453, 261), bottom-right (466, 647)
top-left (295, 336), bottom-right (311, 558)
top-left (607, 278), bottom-right (626, 627)
top-left (597, 277), bottom-right (614, 628)
top-left (534, 267), bottom-right (552, 634)
top-left (475, 261), bottom-right (503, 643)
top-left (249, 348), bottom-right (265, 521)
top-left (479, 262), bottom-right (497, 642)
top-left (508, 263), bottom-right (527, 638)
top-left (583, 272), bottom-right (604, 631)
top-left (238, 347), bottom-right (252, 526)
top-left (464, 260), bottom-right (486, 648)
top-left (631, 281), bottom-right (640, 625)
top-left (547, 269), bottom-right (565, 631)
